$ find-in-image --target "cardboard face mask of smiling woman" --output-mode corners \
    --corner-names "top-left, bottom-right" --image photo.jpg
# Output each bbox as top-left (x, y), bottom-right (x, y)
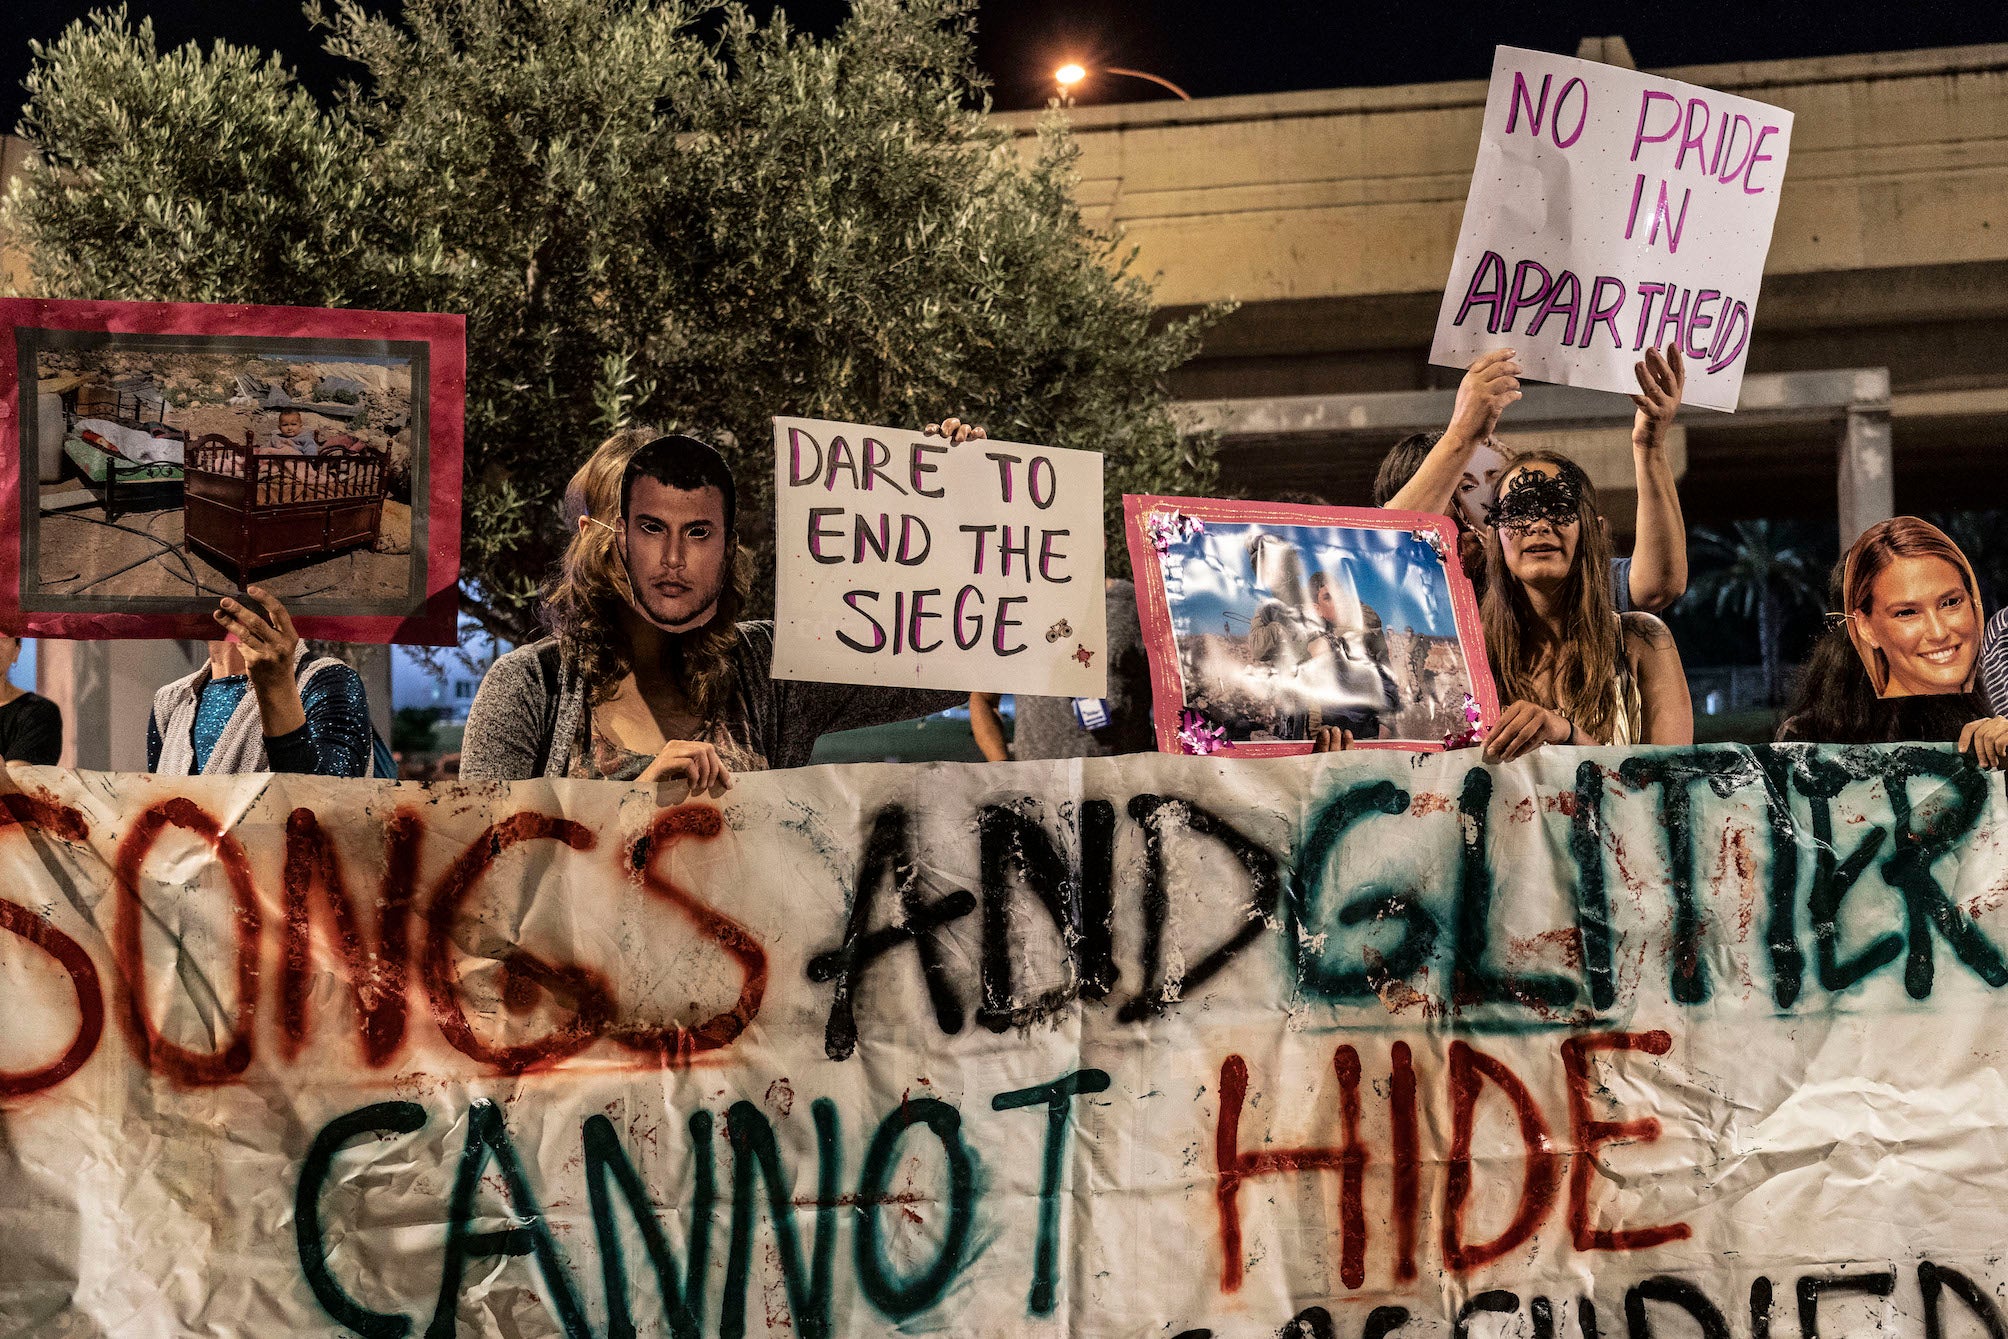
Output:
top-left (1842, 517), bottom-right (1984, 698)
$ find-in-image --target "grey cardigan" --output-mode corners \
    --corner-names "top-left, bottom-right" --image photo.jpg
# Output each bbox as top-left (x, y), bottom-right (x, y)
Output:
top-left (459, 621), bottom-right (965, 779)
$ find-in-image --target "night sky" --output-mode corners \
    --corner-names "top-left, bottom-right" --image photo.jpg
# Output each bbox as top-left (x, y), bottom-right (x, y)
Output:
top-left (7, 0), bottom-right (2008, 117)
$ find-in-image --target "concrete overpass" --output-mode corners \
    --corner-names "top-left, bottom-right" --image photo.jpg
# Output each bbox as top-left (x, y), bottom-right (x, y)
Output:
top-left (999, 41), bottom-right (2008, 542)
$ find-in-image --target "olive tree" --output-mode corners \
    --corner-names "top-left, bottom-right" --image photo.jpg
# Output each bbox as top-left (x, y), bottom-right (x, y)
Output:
top-left (6, 0), bottom-right (1220, 640)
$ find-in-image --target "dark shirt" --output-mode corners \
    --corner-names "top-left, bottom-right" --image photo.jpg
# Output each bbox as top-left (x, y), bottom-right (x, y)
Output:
top-left (1776, 692), bottom-right (1986, 746)
top-left (1610, 556), bottom-right (1635, 615)
top-left (0, 692), bottom-right (61, 766)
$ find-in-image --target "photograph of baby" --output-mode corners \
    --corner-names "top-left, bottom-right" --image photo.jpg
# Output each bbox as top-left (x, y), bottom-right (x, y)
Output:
top-left (2, 297), bottom-right (464, 642)
top-left (27, 335), bottom-right (420, 603)
top-left (1127, 496), bottom-right (1497, 753)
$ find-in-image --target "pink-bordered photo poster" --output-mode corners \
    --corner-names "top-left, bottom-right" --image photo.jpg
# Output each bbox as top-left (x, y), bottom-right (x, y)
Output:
top-left (0, 297), bottom-right (463, 644)
top-left (1124, 494), bottom-right (1499, 755)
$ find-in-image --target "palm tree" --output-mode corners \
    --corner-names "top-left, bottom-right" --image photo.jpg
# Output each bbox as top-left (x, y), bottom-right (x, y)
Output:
top-left (1685, 522), bottom-right (1827, 706)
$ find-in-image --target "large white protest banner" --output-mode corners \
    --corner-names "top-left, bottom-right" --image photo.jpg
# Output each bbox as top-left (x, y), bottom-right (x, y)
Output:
top-left (772, 416), bottom-right (1106, 697)
top-left (1430, 47), bottom-right (1793, 411)
top-left (4, 744), bottom-right (2008, 1337)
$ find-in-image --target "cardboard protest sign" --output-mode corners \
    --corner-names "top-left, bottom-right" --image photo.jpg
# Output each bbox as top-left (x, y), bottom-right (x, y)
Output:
top-left (0, 298), bottom-right (464, 643)
top-left (1431, 47), bottom-right (1793, 411)
top-left (5, 744), bottom-right (2008, 1336)
top-left (1125, 493), bottom-right (1497, 754)
top-left (772, 416), bottom-right (1106, 697)
top-left (1841, 517), bottom-right (1987, 697)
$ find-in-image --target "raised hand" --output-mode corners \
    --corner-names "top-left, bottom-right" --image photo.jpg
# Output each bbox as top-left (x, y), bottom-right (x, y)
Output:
top-left (1447, 349), bottom-right (1523, 446)
top-left (1630, 345), bottom-right (1686, 451)
top-left (923, 417), bottom-right (989, 444)
top-left (213, 585), bottom-right (300, 688)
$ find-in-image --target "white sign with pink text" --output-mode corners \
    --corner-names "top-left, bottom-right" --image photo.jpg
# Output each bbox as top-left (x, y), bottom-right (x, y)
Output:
top-left (1430, 46), bottom-right (1794, 411)
top-left (771, 415), bottom-right (1107, 697)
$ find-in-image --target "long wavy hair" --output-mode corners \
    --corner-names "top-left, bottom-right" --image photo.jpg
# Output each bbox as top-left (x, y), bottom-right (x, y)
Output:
top-left (1780, 560), bottom-right (1982, 742)
top-left (1481, 451), bottom-right (1624, 742)
top-left (540, 427), bottom-right (752, 712)
top-left (1841, 516), bottom-right (1983, 696)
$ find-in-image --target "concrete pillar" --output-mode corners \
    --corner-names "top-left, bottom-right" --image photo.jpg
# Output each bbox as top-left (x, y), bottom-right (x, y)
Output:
top-left (338, 642), bottom-right (395, 740)
top-left (297, 641), bottom-right (396, 747)
top-left (39, 639), bottom-right (204, 772)
top-left (1838, 406), bottom-right (1895, 548)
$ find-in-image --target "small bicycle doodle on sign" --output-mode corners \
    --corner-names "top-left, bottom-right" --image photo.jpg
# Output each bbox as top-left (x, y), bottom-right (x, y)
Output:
top-left (1046, 618), bottom-right (1072, 643)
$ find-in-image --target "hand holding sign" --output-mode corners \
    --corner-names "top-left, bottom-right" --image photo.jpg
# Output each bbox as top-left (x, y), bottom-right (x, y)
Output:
top-left (1482, 699), bottom-right (1574, 763)
top-left (636, 739), bottom-right (733, 795)
top-left (1447, 348), bottom-right (1523, 448)
top-left (923, 417), bottom-right (989, 444)
top-left (772, 415), bottom-right (1107, 697)
top-left (1630, 345), bottom-right (1686, 451)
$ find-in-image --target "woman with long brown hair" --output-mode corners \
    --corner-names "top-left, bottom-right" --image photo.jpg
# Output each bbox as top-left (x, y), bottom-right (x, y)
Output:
top-left (1477, 451), bottom-right (1692, 762)
top-left (460, 424), bottom-right (981, 786)
top-left (1778, 518), bottom-right (2008, 765)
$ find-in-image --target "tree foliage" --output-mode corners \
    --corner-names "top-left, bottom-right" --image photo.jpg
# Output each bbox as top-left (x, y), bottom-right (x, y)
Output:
top-left (6, 0), bottom-right (1221, 641)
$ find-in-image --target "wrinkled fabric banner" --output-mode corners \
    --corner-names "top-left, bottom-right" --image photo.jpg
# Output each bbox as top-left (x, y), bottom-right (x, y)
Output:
top-left (1, 745), bottom-right (2004, 1338)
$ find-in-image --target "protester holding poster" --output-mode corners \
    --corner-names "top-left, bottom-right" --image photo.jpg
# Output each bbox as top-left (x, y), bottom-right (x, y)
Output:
top-left (1382, 346), bottom-right (1690, 614)
top-left (1479, 453), bottom-right (1691, 760)
top-left (461, 425), bottom-right (979, 785)
top-left (1776, 618), bottom-right (1995, 756)
top-left (148, 587), bottom-right (395, 777)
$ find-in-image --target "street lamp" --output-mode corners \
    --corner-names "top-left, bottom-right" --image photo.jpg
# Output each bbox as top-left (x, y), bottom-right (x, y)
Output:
top-left (1052, 62), bottom-right (1191, 101)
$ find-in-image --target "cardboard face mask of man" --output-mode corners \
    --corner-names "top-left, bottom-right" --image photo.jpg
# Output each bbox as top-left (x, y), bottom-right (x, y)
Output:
top-left (1841, 517), bottom-right (1984, 698)
top-left (588, 435), bottom-right (738, 636)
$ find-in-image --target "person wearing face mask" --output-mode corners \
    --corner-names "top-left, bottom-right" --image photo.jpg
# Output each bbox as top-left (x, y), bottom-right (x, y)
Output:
top-left (1476, 453), bottom-right (1692, 763)
top-left (148, 587), bottom-right (397, 777)
top-left (0, 634), bottom-right (61, 765)
top-left (459, 424), bottom-right (982, 788)
top-left (1375, 347), bottom-right (1689, 614)
top-left (1777, 519), bottom-right (2008, 767)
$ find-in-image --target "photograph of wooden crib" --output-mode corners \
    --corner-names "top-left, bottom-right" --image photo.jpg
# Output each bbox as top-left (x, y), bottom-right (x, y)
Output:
top-left (184, 431), bottom-right (390, 586)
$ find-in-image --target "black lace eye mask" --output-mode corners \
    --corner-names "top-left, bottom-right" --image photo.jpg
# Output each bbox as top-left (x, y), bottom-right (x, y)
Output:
top-left (1486, 470), bottom-right (1582, 531)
